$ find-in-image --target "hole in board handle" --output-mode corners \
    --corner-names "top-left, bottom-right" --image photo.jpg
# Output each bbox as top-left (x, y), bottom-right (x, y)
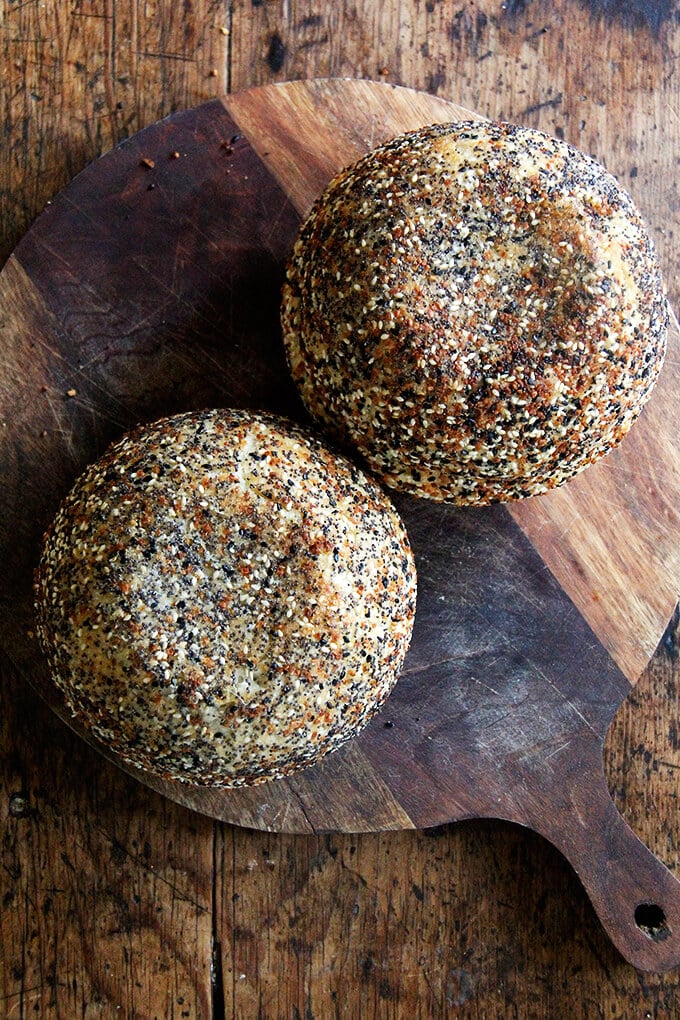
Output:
top-left (635, 902), bottom-right (672, 942)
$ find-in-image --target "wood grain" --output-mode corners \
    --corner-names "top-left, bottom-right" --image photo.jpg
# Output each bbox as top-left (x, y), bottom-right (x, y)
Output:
top-left (224, 78), bottom-right (479, 217)
top-left (216, 808), bottom-right (676, 1019)
top-left (230, 0), bottom-right (680, 313)
top-left (3, 624), bottom-right (679, 1016)
top-left (2, 0), bottom-right (680, 1014)
top-left (0, 650), bottom-right (215, 1019)
top-left (0, 0), bottom-right (230, 269)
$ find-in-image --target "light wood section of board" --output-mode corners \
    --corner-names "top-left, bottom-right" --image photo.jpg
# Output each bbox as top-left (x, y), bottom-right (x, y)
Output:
top-left (225, 79), bottom-right (480, 218)
top-left (511, 314), bottom-right (680, 683)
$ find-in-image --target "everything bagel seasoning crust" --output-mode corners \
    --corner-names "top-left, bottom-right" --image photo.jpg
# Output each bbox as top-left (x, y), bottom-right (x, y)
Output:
top-left (34, 409), bottom-right (417, 787)
top-left (281, 120), bottom-right (668, 504)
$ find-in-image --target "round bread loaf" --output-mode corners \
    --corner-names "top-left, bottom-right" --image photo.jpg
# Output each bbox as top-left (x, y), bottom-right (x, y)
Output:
top-left (34, 409), bottom-right (417, 787)
top-left (281, 120), bottom-right (668, 504)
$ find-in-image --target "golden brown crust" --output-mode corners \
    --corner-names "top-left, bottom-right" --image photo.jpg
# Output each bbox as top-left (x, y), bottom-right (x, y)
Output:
top-left (34, 409), bottom-right (417, 787)
top-left (281, 120), bottom-right (668, 504)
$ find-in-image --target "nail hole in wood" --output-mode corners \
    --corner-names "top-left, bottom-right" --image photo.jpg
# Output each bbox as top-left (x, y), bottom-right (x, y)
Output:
top-left (634, 902), bottom-right (672, 942)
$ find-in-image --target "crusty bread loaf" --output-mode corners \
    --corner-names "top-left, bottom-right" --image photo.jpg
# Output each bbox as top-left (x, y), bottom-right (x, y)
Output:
top-left (281, 120), bottom-right (668, 504)
top-left (34, 409), bottom-right (416, 786)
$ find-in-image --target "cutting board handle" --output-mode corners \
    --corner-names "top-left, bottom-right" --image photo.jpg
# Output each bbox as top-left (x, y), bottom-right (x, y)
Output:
top-left (534, 744), bottom-right (680, 972)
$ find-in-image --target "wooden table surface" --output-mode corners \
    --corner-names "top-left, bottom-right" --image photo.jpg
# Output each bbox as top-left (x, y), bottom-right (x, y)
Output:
top-left (1, 2), bottom-right (679, 1017)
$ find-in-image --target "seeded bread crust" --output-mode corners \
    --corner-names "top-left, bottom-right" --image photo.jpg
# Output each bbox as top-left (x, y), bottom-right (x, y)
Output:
top-left (281, 120), bottom-right (668, 504)
top-left (34, 409), bottom-right (417, 787)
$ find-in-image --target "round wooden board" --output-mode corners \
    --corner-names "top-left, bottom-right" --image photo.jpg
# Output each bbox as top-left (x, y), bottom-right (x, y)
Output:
top-left (1, 80), bottom-right (680, 970)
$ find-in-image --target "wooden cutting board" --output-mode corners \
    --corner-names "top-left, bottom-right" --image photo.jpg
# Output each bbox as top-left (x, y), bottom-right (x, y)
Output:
top-left (1, 80), bottom-right (679, 971)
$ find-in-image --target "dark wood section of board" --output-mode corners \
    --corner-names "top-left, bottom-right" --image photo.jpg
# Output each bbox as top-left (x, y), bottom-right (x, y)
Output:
top-left (2, 1), bottom-right (680, 1015)
top-left (1, 100), bottom-right (303, 657)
